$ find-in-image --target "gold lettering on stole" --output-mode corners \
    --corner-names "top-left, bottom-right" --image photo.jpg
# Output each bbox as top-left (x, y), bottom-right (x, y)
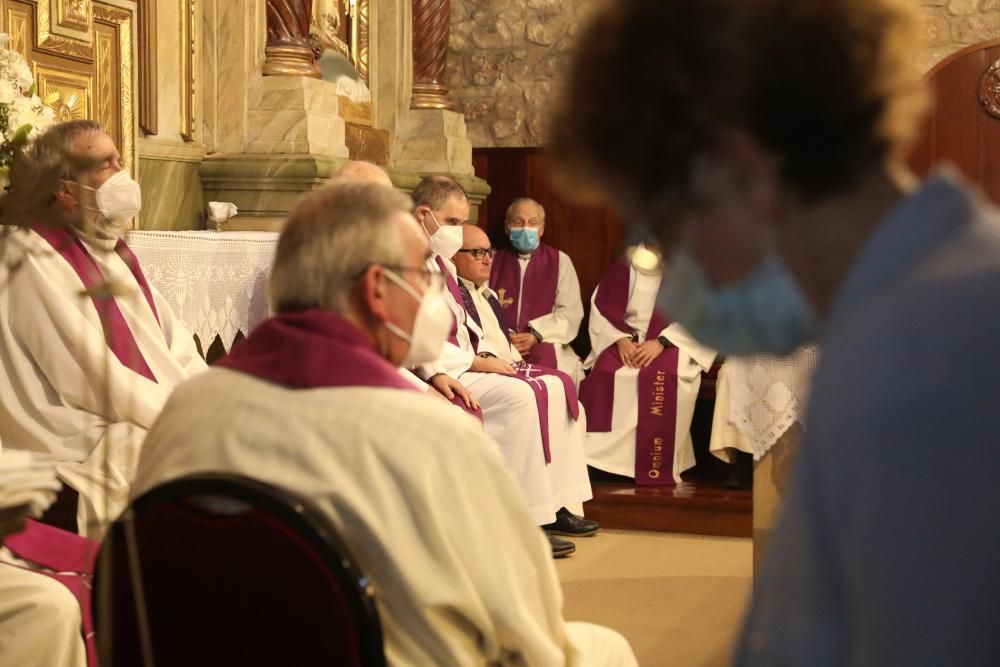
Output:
top-left (647, 370), bottom-right (668, 478)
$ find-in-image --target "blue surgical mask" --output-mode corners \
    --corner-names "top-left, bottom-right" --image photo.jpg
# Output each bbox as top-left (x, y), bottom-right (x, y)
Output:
top-left (657, 236), bottom-right (818, 356)
top-left (509, 228), bottom-right (540, 253)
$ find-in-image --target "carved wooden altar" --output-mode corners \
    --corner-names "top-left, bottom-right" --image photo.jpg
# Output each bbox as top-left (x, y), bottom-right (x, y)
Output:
top-left (0, 0), bottom-right (138, 172)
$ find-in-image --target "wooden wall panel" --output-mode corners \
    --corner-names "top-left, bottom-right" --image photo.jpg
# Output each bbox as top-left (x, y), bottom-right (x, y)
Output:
top-left (909, 39), bottom-right (1000, 203)
top-left (473, 147), bottom-right (624, 311)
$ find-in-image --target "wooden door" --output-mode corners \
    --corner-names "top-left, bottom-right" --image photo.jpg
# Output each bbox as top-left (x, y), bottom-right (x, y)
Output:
top-left (909, 38), bottom-right (1000, 202)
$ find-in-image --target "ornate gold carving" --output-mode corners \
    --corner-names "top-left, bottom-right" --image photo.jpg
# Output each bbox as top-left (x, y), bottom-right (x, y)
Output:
top-left (35, 0), bottom-right (95, 61)
top-left (35, 65), bottom-right (92, 121)
top-left (979, 58), bottom-right (1000, 119)
top-left (411, 0), bottom-right (455, 110)
top-left (353, 0), bottom-right (369, 86)
top-left (6, 5), bottom-right (31, 60)
top-left (264, 0), bottom-right (321, 78)
top-left (94, 3), bottom-right (135, 174)
top-left (137, 0), bottom-right (156, 135)
top-left (57, 0), bottom-right (92, 32)
top-left (179, 0), bottom-right (195, 141)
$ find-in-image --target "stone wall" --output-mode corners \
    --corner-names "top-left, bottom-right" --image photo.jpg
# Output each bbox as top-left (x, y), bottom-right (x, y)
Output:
top-left (921, 0), bottom-right (1000, 70)
top-left (449, 0), bottom-right (1000, 148)
top-left (448, 0), bottom-right (600, 148)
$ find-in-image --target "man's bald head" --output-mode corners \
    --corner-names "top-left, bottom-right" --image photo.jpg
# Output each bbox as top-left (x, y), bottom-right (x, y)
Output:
top-left (329, 160), bottom-right (393, 187)
top-left (453, 224), bottom-right (494, 286)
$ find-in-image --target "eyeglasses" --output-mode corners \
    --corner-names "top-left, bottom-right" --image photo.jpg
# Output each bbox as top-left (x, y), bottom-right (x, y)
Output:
top-left (456, 247), bottom-right (496, 261)
top-left (354, 264), bottom-right (444, 290)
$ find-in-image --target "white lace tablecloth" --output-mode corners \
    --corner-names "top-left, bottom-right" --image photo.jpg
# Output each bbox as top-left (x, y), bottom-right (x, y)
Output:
top-left (712, 346), bottom-right (821, 460)
top-left (126, 230), bottom-right (278, 354)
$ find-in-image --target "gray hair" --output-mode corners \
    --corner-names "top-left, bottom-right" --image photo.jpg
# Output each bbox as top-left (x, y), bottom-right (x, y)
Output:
top-left (1, 119), bottom-right (104, 226)
top-left (269, 182), bottom-right (411, 313)
top-left (411, 175), bottom-right (467, 210)
top-left (329, 160), bottom-right (393, 187)
top-left (504, 197), bottom-right (545, 223)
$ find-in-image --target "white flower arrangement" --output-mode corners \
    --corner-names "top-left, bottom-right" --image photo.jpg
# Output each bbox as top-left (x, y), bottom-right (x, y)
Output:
top-left (0, 34), bottom-right (58, 192)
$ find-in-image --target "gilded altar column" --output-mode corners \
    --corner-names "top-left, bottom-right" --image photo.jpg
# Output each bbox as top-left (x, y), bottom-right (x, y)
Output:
top-left (410, 0), bottom-right (456, 110)
top-left (263, 0), bottom-right (322, 78)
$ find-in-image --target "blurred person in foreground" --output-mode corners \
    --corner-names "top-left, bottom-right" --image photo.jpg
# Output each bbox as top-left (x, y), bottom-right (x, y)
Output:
top-left (133, 183), bottom-right (636, 666)
top-left (0, 120), bottom-right (205, 538)
top-left (553, 0), bottom-right (1000, 664)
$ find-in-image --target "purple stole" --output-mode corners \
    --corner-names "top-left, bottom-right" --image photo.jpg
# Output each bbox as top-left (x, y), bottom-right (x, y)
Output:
top-left (455, 278), bottom-right (581, 464)
top-left (6, 520), bottom-right (100, 666)
top-left (33, 223), bottom-right (160, 383)
top-left (578, 259), bottom-right (679, 486)
top-left (489, 244), bottom-right (560, 369)
top-left (217, 309), bottom-right (422, 392)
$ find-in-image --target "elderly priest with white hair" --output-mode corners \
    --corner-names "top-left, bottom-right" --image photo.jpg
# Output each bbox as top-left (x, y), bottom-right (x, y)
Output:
top-left (132, 182), bottom-right (638, 667)
top-left (0, 120), bottom-right (206, 538)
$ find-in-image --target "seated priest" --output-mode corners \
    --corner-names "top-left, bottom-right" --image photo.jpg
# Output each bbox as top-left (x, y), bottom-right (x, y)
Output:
top-left (0, 120), bottom-right (206, 537)
top-left (328, 160), bottom-right (480, 412)
top-left (489, 198), bottom-right (585, 385)
top-left (579, 244), bottom-right (716, 485)
top-left (453, 224), bottom-right (598, 543)
top-left (132, 182), bottom-right (637, 667)
top-left (411, 176), bottom-right (595, 558)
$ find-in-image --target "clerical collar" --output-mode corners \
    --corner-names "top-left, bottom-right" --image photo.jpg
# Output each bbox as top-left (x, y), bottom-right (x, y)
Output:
top-left (458, 276), bottom-right (491, 296)
top-left (73, 227), bottom-right (120, 252)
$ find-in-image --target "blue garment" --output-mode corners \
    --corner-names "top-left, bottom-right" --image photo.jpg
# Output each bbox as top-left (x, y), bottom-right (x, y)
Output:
top-left (735, 169), bottom-right (1000, 666)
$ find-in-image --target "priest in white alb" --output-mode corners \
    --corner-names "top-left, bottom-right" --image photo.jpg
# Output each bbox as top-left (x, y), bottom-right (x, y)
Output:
top-left (489, 198), bottom-right (585, 385)
top-left (580, 245), bottom-right (716, 485)
top-left (0, 120), bottom-right (206, 538)
top-left (132, 182), bottom-right (637, 667)
top-left (453, 224), bottom-right (598, 546)
top-left (410, 176), bottom-right (595, 558)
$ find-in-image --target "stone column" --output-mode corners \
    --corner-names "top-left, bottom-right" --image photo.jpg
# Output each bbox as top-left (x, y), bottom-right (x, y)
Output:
top-left (263, 0), bottom-right (321, 78)
top-left (410, 0), bottom-right (456, 109)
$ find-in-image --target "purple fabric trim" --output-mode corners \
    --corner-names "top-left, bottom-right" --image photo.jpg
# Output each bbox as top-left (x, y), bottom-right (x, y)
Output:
top-left (510, 372), bottom-right (551, 463)
top-left (435, 255), bottom-right (461, 346)
top-left (216, 309), bottom-right (419, 392)
top-left (114, 240), bottom-right (159, 325)
top-left (485, 294), bottom-right (512, 344)
top-left (633, 346), bottom-right (679, 486)
top-left (6, 519), bottom-right (100, 667)
top-left (491, 245), bottom-right (563, 368)
top-left (34, 224), bottom-right (159, 383)
top-left (490, 244), bottom-right (560, 330)
top-left (456, 280), bottom-right (480, 352)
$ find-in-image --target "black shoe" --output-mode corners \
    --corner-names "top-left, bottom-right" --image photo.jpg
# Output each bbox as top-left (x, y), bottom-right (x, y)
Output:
top-left (542, 507), bottom-right (601, 537)
top-left (548, 533), bottom-right (576, 558)
top-left (723, 453), bottom-right (753, 490)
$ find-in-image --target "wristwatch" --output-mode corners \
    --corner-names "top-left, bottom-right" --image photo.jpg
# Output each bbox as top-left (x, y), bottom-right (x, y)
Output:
top-left (528, 327), bottom-right (543, 343)
top-left (656, 335), bottom-right (671, 349)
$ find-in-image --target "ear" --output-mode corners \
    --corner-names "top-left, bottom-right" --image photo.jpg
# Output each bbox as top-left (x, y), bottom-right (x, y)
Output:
top-left (359, 264), bottom-right (391, 323)
top-left (52, 179), bottom-right (77, 212)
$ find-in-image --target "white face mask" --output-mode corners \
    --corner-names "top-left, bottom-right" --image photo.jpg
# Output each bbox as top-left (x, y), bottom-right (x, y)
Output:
top-left (82, 169), bottom-right (142, 223)
top-left (382, 268), bottom-right (453, 366)
top-left (424, 211), bottom-right (464, 259)
top-left (657, 233), bottom-right (818, 356)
